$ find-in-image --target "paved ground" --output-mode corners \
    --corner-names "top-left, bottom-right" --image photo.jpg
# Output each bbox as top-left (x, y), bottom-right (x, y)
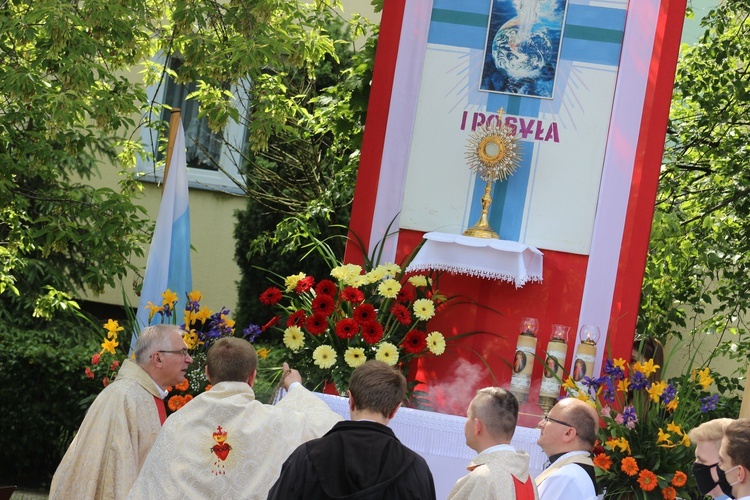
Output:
top-left (11, 491), bottom-right (48, 499)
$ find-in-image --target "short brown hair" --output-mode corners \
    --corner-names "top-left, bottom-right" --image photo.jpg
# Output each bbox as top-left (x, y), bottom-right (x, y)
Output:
top-left (472, 387), bottom-right (518, 439)
top-left (206, 337), bottom-right (257, 384)
top-left (688, 418), bottom-right (733, 443)
top-left (348, 360), bottom-right (406, 418)
top-left (723, 418), bottom-right (750, 470)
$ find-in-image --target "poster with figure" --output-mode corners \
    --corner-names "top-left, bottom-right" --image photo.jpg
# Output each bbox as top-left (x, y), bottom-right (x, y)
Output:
top-left (481, 0), bottom-right (568, 98)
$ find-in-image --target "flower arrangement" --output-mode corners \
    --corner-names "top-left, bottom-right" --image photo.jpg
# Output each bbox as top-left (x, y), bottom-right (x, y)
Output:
top-left (258, 262), bottom-right (448, 394)
top-left (566, 356), bottom-right (730, 499)
top-left (84, 289), bottom-right (264, 414)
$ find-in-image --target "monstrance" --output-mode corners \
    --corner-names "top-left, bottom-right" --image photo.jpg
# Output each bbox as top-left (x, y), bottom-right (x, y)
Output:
top-left (463, 109), bottom-right (521, 238)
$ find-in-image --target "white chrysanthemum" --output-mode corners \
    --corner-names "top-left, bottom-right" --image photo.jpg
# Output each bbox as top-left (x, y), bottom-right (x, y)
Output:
top-left (375, 342), bottom-right (399, 366)
top-left (344, 347), bottom-right (367, 368)
top-left (407, 275), bottom-right (428, 287)
top-left (283, 326), bottom-right (305, 351)
top-left (312, 345), bottom-right (337, 369)
top-left (413, 298), bottom-right (435, 321)
top-left (331, 264), bottom-right (363, 282)
top-left (383, 263), bottom-right (401, 278)
top-left (426, 331), bottom-right (446, 355)
top-left (378, 278), bottom-right (401, 299)
top-left (284, 272), bottom-right (306, 292)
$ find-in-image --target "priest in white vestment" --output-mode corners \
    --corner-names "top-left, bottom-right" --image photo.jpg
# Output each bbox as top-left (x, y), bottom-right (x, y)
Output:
top-left (448, 387), bottom-right (538, 500)
top-left (128, 336), bottom-right (342, 500)
top-left (50, 325), bottom-right (192, 500)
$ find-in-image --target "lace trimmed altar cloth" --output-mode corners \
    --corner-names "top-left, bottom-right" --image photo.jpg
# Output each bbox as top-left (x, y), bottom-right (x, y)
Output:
top-left (405, 232), bottom-right (543, 288)
top-left (314, 393), bottom-right (547, 499)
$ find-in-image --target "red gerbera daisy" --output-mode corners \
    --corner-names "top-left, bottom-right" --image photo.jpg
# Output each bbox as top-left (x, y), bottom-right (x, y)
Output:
top-left (353, 303), bottom-right (377, 325)
top-left (335, 318), bottom-right (359, 339)
top-left (396, 286), bottom-right (415, 304)
top-left (306, 314), bottom-right (329, 335)
top-left (312, 294), bottom-right (335, 317)
top-left (361, 321), bottom-right (384, 344)
top-left (261, 315), bottom-right (280, 331)
top-left (315, 279), bottom-right (337, 297)
top-left (259, 287), bottom-right (283, 306)
top-left (402, 330), bottom-right (427, 354)
top-left (286, 310), bottom-right (307, 327)
top-left (390, 303), bottom-right (412, 326)
top-left (295, 276), bottom-right (315, 294)
top-left (340, 287), bottom-right (364, 303)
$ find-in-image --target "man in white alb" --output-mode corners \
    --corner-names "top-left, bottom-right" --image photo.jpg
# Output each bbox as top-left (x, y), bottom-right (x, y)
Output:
top-left (535, 397), bottom-right (599, 500)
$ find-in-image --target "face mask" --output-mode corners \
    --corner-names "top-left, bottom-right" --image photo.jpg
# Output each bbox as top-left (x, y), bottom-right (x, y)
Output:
top-left (716, 464), bottom-right (739, 499)
top-left (692, 462), bottom-right (720, 495)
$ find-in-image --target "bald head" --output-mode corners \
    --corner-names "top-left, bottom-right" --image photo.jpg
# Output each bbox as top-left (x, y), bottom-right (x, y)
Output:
top-left (537, 397), bottom-right (599, 456)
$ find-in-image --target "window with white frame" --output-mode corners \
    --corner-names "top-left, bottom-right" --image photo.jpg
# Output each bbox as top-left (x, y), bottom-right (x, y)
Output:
top-left (138, 56), bottom-right (248, 194)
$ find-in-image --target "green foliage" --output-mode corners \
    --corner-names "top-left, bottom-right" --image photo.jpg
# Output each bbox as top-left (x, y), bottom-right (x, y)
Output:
top-left (233, 9), bottom-right (378, 329)
top-left (640, 3), bottom-right (750, 384)
top-left (1, 0), bottom-right (159, 318)
top-left (0, 324), bottom-right (102, 489)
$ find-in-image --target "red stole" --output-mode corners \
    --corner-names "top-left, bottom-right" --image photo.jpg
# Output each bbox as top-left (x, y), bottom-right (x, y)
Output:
top-left (153, 395), bottom-right (167, 425)
top-left (512, 475), bottom-right (535, 500)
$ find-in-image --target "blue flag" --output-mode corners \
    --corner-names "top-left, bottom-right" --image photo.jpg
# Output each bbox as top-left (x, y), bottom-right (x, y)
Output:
top-left (134, 120), bottom-right (192, 337)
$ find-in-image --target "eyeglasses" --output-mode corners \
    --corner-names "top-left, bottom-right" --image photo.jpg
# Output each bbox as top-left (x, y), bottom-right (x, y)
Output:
top-left (157, 348), bottom-right (190, 358)
top-left (542, 415), bottom-right (574, 428)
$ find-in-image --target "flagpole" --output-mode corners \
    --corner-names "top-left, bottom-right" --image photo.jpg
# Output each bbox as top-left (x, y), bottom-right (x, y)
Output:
top-left (163, 109), bottom-right (182, 190)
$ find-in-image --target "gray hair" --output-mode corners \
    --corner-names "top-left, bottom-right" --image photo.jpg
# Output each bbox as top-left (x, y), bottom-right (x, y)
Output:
top-left (134, 324), bottom-right (184, 365)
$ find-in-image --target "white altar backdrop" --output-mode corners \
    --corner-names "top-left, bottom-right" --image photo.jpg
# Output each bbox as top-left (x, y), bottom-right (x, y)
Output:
top-left (315, 393), bottom-right (547, 499)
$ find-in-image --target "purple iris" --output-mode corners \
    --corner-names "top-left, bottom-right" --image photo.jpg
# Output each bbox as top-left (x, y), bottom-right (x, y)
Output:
top-left (700, 394), bottom-right (719, 413)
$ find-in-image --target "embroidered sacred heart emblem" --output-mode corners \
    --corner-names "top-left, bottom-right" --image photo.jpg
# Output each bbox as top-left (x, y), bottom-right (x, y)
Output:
top-left (212, 443), bottom-right (231, 461)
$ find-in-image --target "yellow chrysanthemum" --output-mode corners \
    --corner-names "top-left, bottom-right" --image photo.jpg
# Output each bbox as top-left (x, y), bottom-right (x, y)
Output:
top-left (312, 345), bottom-right (337, 369)
top-left (383, 263), bottom-right (401, 277)
top-left (378, 278), bottom-right (402, 299)
top-left (647, 380), bottom-right (667, 403)
top-left (283, 326), bottom-right (305, 352)
top-left (145, 301), bottom-right (162, 320)
top-left (187, 290), bottom-right (203, 302)
top-left (103, 319), bottom-right (124, 338)
top-left (413, 298), bottom-right (435, 321)
top-left (256, 347), bottom-right (271, 360)
top-left (408, 275), bottom-right (428, 287)
top-left (426, 331), bottom-right (446, 355)
top-left (162, 289), bottom-right (178, 307)
top-left (101, 337), bottom-right (119, 355)
top-left (375, 342), bottom-right (399, 366)
top-left (365, 266), bottom-right (387, 283)
top-left (633, 359), bottom-right (659, 377)
top-left (331, 264), bottom-right (363, 284)
top-left (284, 272), bottom-right (306, 292)
top-left (344, 347), bottom-right (367, 368)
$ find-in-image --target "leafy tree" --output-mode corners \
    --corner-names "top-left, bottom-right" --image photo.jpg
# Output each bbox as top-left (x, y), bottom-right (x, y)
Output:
top-left (232, 6), bottom-right (381, 328)
top-left (1, 0), bottom-right (348, 321)
top-left (639, 3), bottom-right (750, 387)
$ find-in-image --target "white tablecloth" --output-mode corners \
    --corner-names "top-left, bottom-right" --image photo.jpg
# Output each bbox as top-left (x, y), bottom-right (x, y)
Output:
top-left (315, 393), bottom-right (547, 499)
top-left (405, 232), bottom-right (544, 288)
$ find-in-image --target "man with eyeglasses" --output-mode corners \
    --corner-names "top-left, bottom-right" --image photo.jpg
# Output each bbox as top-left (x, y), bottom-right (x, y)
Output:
top-left (688, 418), bottom-right (734, 499)
top-left (717, 418), bottom-right (750, 500)
top-left (51, 324), bottom-right (192, 500)
top-left (128, 336), bottom-right (341, 499)
top-left (534, 397), bottom-right (599, 500)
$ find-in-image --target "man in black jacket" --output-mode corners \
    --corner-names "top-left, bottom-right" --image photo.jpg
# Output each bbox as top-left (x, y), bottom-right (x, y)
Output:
top-left (268, 360), bottom-right (436, 500)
